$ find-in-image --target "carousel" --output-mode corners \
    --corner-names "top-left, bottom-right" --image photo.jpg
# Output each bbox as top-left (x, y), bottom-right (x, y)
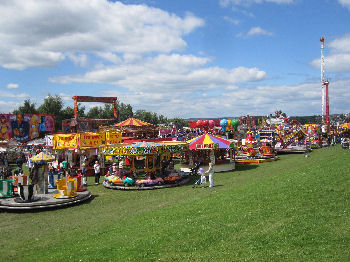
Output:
top-left (99, 118), bottom-right (159, 140)
top-left (181, 134), bottom-right (237, 173)
top-left (101, 141), bottom-right (189, 190)
top-left (0, 151), bottom-right (91, 210)
top-left (235, 133), bottom-right (278, 164)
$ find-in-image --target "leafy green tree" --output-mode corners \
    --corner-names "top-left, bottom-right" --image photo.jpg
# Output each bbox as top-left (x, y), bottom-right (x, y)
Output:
top-left (117, 102), bottom-right (133, 121)
top-left (37, 95), bottom-right (64, 131)
top-left (169, 117), bottom-right (189, 128)
top-left (86, 106), bottom-right (100, 119)
top-left (158, 114), bottom-right (168, 124)
top-left (86, 104), bottom-right (114, 119)
top-left (12, 99), bottom-right (37, 114)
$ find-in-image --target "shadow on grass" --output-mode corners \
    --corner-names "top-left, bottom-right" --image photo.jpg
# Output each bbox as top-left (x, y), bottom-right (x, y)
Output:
top-left (235, 164), bottom-right (259, 171)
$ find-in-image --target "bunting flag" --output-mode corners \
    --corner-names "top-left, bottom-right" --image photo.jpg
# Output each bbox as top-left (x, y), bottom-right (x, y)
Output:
top-left (187, 134), bottom-right (235, 150)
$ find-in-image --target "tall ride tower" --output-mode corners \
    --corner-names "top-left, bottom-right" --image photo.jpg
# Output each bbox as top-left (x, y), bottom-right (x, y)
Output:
top-left (320, 37), bottom-right (330, 132)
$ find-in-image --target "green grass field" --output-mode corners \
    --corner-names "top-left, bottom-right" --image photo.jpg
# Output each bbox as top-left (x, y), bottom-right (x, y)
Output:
top-left (1, 146), bottom-right (350, 261)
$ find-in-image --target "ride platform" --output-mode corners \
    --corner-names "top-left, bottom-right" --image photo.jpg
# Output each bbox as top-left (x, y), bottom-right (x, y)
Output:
top-left (235, 156), bottom-right (278, 164)
top-left (0, 189), bottom-right (92, 211)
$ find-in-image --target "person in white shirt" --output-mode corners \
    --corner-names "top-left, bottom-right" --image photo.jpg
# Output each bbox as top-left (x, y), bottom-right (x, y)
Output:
top-left (205, 162), bottom-right (215, 187)
top-left (93, 160), bottom-right (101, 185)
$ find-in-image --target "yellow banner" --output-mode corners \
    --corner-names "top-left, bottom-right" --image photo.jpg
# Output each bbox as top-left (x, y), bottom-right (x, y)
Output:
top-left (53, 134), bottom-right (78, 149)
top-left (80, 132), bottom-right (105, 149)
top-left (105, 132), bottom-right (122, 145)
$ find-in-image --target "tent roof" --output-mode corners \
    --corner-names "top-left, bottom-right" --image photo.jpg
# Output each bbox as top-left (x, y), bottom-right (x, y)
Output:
top-left (115, 118), bottom-right (153, 127)
top-left (187, 134), bottom-right (234, 150)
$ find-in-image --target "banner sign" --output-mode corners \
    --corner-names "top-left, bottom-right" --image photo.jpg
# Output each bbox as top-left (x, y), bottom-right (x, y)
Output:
top-left (80, 132), bottom-right (105, 149)
top-left (105, 132), bottom-right (122, 145)
top-left (195, 143), bottom-right (219, 149)
top-left (102, 144), bottom-right (188, 156)
top-left (53, 134), bottom-right (78, 149)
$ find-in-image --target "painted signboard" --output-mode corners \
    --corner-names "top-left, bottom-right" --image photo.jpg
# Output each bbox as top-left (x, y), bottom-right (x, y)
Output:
top-left (0, 114), bottom-right (55, 142)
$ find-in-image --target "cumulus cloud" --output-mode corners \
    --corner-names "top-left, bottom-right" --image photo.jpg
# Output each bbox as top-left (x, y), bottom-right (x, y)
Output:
top-left (0, 0), bottom-right (204, 70)
top-left (0, 100), bottom-right (22, 113)
top-left (50, 54), bottom-right (266, 94)
top-left (1, 92), bottom-right (29, 99)
top-left (237, 26), bottom-right (273, 38)
top-left (339, 0), bottom-right (350, 10)
top-left (310, 34), bottom-right (350, 73)
top-left (98, 78), bottom-right (350, 118)
top-left (5, 83), bottom-right (19, 89)
top-left (220, 0), bottom-right (294, 8)
top-left (247, 26), bottom-right (273, 37)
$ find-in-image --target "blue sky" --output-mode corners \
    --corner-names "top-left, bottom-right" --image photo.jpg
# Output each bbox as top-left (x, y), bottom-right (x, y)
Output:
top-left (1, 0), bottom-right (350, 118)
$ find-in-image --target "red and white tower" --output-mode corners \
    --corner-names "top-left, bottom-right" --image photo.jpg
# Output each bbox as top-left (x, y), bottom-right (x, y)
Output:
top-left (320, 37), bottom-right (330, 132)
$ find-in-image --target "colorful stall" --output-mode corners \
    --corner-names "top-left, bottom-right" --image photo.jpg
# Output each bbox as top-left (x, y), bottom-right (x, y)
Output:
top-left (101, 141), bottom-right (188, 189)
top-left (182, 134), bottom-right (236, 172)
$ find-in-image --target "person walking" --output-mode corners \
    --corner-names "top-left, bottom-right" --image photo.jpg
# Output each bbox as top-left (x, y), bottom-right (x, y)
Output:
top-left (205, 162), bottom-right (215, 187)
top-left (94, 160), bottom-right (101, 185)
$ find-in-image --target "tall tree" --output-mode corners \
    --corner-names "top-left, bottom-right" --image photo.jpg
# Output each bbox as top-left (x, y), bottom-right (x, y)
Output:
top-left (37, 95), bottom-right (64, 131)
top-left (12, 99), bottom-right (37, 114)
top-left (117, 102), bottom-right (133, 121)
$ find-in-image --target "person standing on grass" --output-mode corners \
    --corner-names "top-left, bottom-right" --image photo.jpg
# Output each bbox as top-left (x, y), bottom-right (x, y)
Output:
top-left (205, 162), bottom-right (215, 187)
top-left (81, 162), bottom-right (87, 186)
top-left (94, 160), bottom-right (101, 185)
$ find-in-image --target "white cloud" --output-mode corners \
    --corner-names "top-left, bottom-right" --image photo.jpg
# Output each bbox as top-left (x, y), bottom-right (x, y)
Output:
top-left (1, 92), bottom-right (30, 99)
top-left (67, 53), bottom-right (89, 67)
top-left (0, 0), bottom-right (204, 70)
top-left (223, 16), bottom-right (240, 25)
top-left (310, 34), bottom-right (350, 73)
top-left (5, 83), bottom-right (19, 89)
top-left (339, 0), bottom-right (350, 10)
top-left (0, 101), bottom-right (22, 113)
top-left (94, 78), bottom-right (350, 118)
top-left (236, 26), bottom-right (273, 38)
top-left (220, 0), bottom-right (294, 8)
top-left (50, 54), bottom-right (266, 94)
top-left (247, 26), bottom-right (273, 37)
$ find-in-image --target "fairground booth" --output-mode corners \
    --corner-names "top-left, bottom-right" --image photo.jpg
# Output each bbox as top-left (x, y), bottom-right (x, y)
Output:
top-left (52, 131), bottom-right (122, 176)
top-left (182, 134), bottom-right (237, 172)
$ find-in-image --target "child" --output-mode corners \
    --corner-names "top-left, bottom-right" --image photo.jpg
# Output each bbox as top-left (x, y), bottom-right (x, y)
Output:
top-left (192, 168), bottom-right (206, 188)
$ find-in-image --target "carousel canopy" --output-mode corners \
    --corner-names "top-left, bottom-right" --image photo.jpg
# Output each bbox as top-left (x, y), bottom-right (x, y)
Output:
top-left (125, 141), bottom-right (162, 148)
top-left (340, 123), bottom-right (350, 129)
top-left (115, 118), bottom-right (153, 127)
top-left (187, 134), bottom-right (235, 150)
top-left (30, 152), bottom-right (55, 163)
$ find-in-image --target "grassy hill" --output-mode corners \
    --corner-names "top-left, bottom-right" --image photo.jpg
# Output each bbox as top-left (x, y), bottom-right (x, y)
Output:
top-left (1, 146), bottom-right (350, 261)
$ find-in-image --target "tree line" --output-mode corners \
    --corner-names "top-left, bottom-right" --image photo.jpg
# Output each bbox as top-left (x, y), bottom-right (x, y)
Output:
top-left (12, 95), bottom-right (188, 131)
